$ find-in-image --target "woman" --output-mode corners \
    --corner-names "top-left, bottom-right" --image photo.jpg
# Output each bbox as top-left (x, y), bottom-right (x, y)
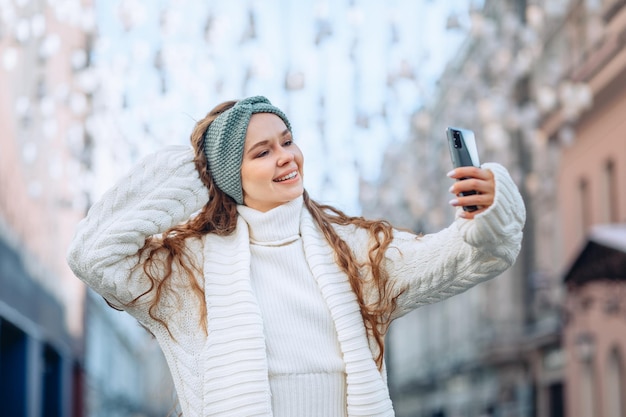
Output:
top-left (67, 96), bottom-right (525, 417)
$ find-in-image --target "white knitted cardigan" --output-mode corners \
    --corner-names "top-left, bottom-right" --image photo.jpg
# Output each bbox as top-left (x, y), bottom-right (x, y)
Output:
top-left (67, 146), bottom-right (525, 417)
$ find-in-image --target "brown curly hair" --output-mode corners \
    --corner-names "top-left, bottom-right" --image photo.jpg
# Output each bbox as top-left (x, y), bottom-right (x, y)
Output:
top-left (133, 100), bottom-right (402, 369)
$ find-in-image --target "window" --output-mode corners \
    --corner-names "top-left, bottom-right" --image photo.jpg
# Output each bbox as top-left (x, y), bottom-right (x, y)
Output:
top-left (549, 382), bottom-right (565, 417)
top-left (0, 319), bottom-right (28, 417)
top-left (581, 359), bottom-right (596, 417)
top-left (41, 344), bottom-right (62, 417)
top-left (579, 177), bottom-right (591, 235)
top-left (602, 159), bottom-right (618, 223)
top-left (606, 348), bottom-right (625, 417)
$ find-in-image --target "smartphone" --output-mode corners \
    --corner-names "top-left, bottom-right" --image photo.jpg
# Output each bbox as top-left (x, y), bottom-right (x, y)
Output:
top-left (446, 127), bottom-right (480, 212)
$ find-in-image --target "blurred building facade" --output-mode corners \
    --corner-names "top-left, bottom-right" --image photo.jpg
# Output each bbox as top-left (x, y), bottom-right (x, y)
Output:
top-left (0, 1), bottom-right (92, 415)
top-left (0, 1), bottom-right (173, 416)
top-left (546, 1), bottom-right (626, 415)
top-left (360, 0), bottom-right (626, 416)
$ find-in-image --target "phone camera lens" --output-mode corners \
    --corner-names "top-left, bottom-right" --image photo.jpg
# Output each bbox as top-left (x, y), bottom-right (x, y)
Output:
top-left (452, 131), bottom-right (463, 148)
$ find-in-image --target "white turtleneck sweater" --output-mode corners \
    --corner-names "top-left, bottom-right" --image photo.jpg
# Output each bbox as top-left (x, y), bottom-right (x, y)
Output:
top-left (237, 200), bottom-right (347, 416)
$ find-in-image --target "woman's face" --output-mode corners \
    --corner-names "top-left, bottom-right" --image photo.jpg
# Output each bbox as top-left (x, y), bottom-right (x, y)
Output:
top-left (240, 113), bottom-right (304, 212)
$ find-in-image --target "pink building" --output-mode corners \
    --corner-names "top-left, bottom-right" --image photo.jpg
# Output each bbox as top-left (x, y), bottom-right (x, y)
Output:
top-left (540, 2), bottom-right (626, 416)
top-left (1, 2), bottom-right (175, 416)
top-left (0, 2), bottom-right (93, 415)
top-left (359, 1), bottom-right (626, 416)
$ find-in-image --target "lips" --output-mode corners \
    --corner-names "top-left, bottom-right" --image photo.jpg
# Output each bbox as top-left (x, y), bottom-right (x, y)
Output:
top-left (274, 171), bottom-right (298, 182)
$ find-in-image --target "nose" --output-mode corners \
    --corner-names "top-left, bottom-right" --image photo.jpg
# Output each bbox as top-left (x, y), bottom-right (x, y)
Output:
top-left (276, 147), bottom-right (295, 166)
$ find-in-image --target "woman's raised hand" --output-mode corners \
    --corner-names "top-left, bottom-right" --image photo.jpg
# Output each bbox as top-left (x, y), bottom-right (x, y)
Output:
top-left (447, 167), bottom-right (495, 219)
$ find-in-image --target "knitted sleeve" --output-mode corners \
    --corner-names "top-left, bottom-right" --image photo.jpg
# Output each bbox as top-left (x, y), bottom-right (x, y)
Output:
top-left (351, 162), bottom-right (525, 319)
top-left (66, 146), bottom-right (209, 310)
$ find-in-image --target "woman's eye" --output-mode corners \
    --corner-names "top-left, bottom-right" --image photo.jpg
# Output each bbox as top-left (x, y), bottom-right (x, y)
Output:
top-left (256, 150), bottom-right (269, 158)
top-left (283, 140), bottom-right (293, 146)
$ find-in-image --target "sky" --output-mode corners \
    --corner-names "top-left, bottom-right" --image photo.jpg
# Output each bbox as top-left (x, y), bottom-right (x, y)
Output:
top-left (89, 0), bottom-right (474, 213)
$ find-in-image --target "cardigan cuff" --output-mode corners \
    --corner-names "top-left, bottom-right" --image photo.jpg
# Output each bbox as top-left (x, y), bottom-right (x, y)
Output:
top-left (455, 162), bottom-right (526, 261)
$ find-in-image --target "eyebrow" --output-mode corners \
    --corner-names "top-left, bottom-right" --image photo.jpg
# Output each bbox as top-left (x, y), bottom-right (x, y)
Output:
top-left (245, 129), bottom-right (291, 155)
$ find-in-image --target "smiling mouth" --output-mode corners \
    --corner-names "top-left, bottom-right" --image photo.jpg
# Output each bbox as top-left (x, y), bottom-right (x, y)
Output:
top-left (274, 171), bottom-right (298, 182)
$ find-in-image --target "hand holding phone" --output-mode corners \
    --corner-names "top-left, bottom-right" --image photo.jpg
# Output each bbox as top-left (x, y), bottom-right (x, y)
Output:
top-left (446, 127), bottom-right (480, 212)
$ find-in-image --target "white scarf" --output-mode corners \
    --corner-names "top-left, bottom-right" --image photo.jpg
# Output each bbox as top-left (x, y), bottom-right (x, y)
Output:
top-left (200, 208), bottom-right (394, 416)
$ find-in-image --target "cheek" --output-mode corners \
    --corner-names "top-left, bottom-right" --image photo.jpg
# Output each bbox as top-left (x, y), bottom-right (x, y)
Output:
top-left (240, 164), bottom-right (257, 193)
top-left (295, 148), bottom-right (304, 170)
top-left (241, 161), bottom-right (269, 191)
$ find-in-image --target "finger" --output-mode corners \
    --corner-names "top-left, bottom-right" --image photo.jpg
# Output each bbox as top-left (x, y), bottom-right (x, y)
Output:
top-left (458, 206), bottom-right (489, 219)
top-left (449, 178), bottom-right (494, 195)
top-left (447, 167), bottom-right (493, 181)
top-left (449, 193), bottom-right (494, 209)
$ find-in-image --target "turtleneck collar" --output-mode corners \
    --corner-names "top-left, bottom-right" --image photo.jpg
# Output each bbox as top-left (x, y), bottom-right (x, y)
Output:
top-left (237, 196), bottom-right (303, 245)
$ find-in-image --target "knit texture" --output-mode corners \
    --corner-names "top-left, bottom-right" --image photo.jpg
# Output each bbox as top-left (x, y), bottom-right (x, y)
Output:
top-left (66, 146), bottom-right (525, 417)
top-left (200, 207), bottom-right (395, 416)
top-left (204, 96), bottom-right (292, 204)
top-left (237, 198), bottom-right (348, 416)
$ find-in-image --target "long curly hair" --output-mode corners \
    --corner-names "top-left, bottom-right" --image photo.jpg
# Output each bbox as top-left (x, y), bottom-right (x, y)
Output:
top-left (134, 100), bottom-right (402, 369)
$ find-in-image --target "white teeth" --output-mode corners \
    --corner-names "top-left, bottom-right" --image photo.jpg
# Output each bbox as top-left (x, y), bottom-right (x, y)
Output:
top-left (275, 171), bottom-right (297, 182)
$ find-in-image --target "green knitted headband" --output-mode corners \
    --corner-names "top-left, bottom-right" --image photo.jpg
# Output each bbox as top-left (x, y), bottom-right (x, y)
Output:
top-left (204, 96), bottom-right (292, 204)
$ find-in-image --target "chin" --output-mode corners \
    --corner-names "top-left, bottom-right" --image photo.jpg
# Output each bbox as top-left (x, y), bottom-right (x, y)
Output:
top-left (288, 188), bottom-right (304, 200)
